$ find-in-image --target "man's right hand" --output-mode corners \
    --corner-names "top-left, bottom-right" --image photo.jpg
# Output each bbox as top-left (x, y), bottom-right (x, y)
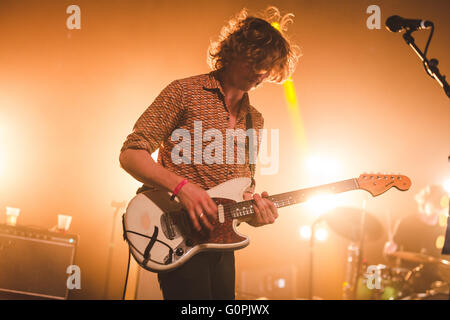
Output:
top-left (119, 150), bottom-right (217, 232)
top-left (177, 182), bottom-right (217, 232)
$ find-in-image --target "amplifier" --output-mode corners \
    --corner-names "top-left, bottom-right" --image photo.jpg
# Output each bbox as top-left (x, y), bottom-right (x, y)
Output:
top-left (0, 223), bottom-right (79, 300)
top-left (239, 265), bottom-right (298, 299)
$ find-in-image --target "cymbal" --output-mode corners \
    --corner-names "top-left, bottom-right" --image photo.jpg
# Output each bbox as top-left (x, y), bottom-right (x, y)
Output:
top-left (387, 251), bottom-right (440, 264)
top-left (321, 207), bottom-right (383, 242)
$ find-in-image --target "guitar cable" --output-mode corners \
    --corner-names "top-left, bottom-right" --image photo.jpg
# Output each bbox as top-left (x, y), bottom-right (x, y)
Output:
top-left (122, 214), bottom-right (131, 300)
top-left (122, 246), bottom-right (131, 300)
top-left (121, 214), bottom-right (174, 299)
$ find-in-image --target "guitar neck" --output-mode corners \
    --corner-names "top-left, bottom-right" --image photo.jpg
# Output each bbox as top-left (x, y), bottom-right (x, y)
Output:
top-left (229, 178), bottom-right (360, 219)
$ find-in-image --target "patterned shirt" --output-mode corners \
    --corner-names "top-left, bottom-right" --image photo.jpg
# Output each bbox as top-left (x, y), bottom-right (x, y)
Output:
top-left (121, 71), bottom-right (264, 192)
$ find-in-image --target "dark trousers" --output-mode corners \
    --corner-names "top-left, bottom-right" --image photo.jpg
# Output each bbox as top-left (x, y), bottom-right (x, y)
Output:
top-left (157, 251), bottom-right (235, 300)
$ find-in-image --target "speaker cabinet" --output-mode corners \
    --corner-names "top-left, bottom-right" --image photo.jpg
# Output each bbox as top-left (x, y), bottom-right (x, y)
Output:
top-left (0, 223), bottom-right (79, 300)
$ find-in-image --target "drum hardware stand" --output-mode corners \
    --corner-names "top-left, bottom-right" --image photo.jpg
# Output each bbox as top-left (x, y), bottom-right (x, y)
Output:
top-left (404, 264), bottom-right (424, 283)
top-left (356, 205), bottom-right (367, 295)
top-left (402, 264), bottom-right (425, 297)
top-left (343, 203), bottom-right (368, 300)
top-left (342, 241), bottom-right (360, 299)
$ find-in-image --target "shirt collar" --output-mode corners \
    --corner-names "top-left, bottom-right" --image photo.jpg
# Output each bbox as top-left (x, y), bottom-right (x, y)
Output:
top-left (203, 70), bottom-right (223, 91)
top-left (203, 70), bottom-right (251, 119)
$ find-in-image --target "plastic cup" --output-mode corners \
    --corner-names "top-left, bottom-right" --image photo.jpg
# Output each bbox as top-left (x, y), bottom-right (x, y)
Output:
top-left (6, 207), bottom-right (20, 226)
top-left (57, 214), bottom-right (72, 232)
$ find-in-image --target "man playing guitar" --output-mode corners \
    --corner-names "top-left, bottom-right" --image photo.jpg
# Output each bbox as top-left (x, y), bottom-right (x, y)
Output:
top-left (119, 7), bottom-right (299, 299)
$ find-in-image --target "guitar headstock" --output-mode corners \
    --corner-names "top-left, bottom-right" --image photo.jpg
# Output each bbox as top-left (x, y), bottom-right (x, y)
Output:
top-left (357, 173), bottom-right (411, 196)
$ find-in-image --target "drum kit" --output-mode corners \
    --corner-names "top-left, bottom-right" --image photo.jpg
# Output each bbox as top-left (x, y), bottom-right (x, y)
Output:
top-left (321, 207), bottom-right (450, 300)
top-left (356, 251), bottom-right (450, 300)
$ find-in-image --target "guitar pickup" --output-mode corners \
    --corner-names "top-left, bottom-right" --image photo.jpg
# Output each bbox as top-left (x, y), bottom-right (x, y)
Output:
top-left (161, 213), bottom-right (176, 240)
top-left (218, 204), bottom-right (225, 224)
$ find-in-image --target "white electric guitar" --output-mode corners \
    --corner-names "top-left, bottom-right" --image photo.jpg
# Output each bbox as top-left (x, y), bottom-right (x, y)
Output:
top-left (122, 173), bottom-right (411, 272)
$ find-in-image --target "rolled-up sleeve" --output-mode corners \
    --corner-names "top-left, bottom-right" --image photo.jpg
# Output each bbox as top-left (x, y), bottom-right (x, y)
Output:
top-left (120, 80), bottom-right (185, 155)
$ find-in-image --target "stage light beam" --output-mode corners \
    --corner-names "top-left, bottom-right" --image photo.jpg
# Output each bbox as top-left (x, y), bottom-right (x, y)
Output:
top-left (306, 155), bottom-right (340, 181)
top-left (0, 123), bottom-right (4, 178)
top-left (271, 21), bottom-right (307, 151)
top-left (305, 193), bottom-right (340, 218)
top-left (0, 150), bottom-right (3, 178)
top-left (443, 179), bottom-right (450, 195)
top-left (299, 225), bottom-right (312, 240)
top-left (315, 227), bottom-right (329, 242)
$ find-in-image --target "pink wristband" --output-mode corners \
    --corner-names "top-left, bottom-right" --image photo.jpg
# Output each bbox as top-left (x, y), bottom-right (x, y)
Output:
top-left (170, 179), bottom-right (188, 200)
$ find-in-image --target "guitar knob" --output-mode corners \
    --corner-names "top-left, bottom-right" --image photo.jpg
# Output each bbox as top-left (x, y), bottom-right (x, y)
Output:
top-left (185, 239), bottom-right (194, 247)
top-left (176, 248), bottom-right (184, 256)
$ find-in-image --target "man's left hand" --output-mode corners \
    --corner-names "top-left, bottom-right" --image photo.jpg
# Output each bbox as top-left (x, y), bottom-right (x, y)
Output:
top-left (243, 191), bottom-right (279, 227)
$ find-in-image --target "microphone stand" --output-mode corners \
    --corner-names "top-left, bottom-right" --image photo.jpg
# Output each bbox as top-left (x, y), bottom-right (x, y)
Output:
top-left (442, 155), bottom-right (450, 255)
top-left (308, 217), bottom-right (323, 300)
top-left (402, 30), bottom-right (450, 98)
top-left (442, 155), bottom-right (450, 301)
top-left (103, 200), bottom-right (127, 299)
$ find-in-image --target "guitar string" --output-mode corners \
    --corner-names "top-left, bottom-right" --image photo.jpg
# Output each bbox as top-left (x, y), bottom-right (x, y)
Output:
top-left (181, 177), bottom-right (394, 220)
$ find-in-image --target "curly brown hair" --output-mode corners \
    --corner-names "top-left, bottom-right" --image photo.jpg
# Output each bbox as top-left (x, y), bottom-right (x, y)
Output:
top-left (208, 6), bottom-right (300, 83)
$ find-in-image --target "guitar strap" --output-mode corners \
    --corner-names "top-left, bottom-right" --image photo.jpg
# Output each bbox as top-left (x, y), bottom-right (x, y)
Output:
top-left (245, 112), bottom-right (256, 188)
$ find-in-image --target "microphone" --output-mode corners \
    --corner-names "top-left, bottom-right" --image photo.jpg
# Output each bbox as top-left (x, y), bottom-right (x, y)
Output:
top-left (385, 15), bottom-right (433, 32)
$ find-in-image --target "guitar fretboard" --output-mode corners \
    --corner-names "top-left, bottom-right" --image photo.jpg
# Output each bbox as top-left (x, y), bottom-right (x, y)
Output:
top-left (228, 179), bottom-right (360, 219)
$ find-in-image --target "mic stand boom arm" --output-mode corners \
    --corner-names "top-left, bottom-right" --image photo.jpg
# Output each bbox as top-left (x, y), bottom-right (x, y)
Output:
top-left (402, 31), bottom-right (450, 98)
